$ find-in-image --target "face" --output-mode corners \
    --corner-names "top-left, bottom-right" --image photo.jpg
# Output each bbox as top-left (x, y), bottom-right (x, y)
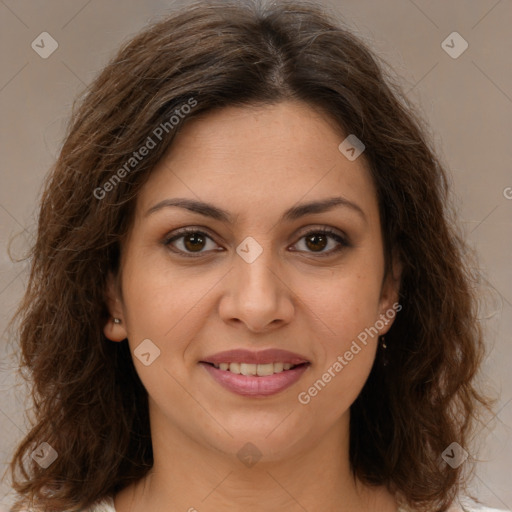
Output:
top-left (104, 100), bottom-right (400, 463)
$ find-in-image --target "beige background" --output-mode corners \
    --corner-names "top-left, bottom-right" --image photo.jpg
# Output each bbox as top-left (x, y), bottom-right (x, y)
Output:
top-left (0, 0), bottom-right (511, 510)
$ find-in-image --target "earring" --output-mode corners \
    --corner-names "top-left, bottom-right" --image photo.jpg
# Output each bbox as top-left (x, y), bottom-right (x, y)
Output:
top-left (113, 318), bottom-right (121, 324)
top-left (380, 336), bottom-right (388, 366)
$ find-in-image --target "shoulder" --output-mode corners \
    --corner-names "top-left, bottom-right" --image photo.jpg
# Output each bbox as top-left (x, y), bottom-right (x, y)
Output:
top-left (81, 495), bottom-right (116, 511)
top-left (14, 495), bottom-right (116, 512)
top-left (463, 508), bottom-right (511, 512)
top-left (399, 500), bottom-right (510, 512)
top-left (455, 503), bottom-right (510, 512)
top-left (81, 498), bottom-right (512, 512)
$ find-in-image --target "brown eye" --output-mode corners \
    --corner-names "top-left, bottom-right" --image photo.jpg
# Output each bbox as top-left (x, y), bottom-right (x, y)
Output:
top-left (182, 232), bottom-right (207, 252)
top-left (292, 228), bottom-right (349, 256)
top-left (304, 233), bottom-right (329, 252)
top-left (164, 229), bottom-right (219, 257)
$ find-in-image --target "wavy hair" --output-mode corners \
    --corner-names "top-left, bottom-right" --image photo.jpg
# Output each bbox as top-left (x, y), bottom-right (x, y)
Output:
top-left (6, 1), bottom-right (494, 510)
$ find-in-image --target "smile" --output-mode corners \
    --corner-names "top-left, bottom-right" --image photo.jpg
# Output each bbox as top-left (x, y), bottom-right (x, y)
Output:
top-left (199, 361), bottom-right (310, 396)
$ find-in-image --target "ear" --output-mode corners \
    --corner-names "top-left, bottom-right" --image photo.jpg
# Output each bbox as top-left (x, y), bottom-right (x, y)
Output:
top-left (377, 255), bottom-right (402, 335)
top-left (103, 271), bottom-right (128, 342)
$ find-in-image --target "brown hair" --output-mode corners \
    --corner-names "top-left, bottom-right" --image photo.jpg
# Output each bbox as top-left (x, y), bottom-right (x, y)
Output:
top-left (6, 1), bottom-right (495, 510)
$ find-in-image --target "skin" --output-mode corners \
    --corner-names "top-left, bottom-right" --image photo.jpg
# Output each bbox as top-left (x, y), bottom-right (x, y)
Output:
top-left (104, 100), bottom-right (402, 512)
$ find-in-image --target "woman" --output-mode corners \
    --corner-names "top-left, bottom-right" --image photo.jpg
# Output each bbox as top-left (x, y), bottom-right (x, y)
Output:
top-left (6, 1), bottom-right (505, 511)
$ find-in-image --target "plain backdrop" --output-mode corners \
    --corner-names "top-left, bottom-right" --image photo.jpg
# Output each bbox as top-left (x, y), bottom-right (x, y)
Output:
top-left (0, 0), bottom-right (511, 510)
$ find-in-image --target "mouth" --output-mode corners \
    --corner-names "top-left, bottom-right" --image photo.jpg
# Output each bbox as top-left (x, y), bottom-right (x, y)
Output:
top-left (198, 361), bottom-right (311, 397)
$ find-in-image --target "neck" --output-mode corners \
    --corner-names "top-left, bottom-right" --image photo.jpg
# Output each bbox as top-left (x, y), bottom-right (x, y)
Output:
top-left (114, 404), bottom-right (398, 512)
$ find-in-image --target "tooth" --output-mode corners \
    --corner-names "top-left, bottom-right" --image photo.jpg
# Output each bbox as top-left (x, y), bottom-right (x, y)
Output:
top-left (273, 362), bottom-right (284, 373)
top-left (217, 362), bottom-right (300, 375)
top-left (240, 363), bottom-right (257, 376)
top-left (229, 362), bottom-right (241, 374)
top-left (256, 363), bottom-right (275, 376)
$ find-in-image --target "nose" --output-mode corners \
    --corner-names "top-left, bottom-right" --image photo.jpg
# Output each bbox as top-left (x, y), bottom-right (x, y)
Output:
top-left (218, 247), bottom-right (295, 333)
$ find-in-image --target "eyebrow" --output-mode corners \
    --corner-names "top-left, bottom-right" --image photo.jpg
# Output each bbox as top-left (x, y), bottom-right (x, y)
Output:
top-left (145, 196), bottom-right (366, 223)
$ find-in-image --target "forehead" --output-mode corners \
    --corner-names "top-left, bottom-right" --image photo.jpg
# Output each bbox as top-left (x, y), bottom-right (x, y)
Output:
top-left (135, 101), bottom-right (378, 224)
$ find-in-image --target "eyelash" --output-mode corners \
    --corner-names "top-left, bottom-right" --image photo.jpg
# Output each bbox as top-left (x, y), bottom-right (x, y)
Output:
top-left (163, 226), bottom-right (350, 258)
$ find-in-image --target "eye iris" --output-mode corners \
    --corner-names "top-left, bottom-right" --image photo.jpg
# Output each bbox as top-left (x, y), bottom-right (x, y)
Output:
top-left (184, 233), bottom-right (206, 252)
top-left (305, 233), bottom-right (328, 252)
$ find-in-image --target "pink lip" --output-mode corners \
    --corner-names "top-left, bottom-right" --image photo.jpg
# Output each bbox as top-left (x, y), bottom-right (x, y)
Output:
top-left (201, 348), bottom-right (309, 365)
top-left (200, 362), bottom-right (310, 397)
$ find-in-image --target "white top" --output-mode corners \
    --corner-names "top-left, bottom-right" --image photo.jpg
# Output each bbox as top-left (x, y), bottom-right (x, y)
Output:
top-left (80, 495), bottom-right (510, 512)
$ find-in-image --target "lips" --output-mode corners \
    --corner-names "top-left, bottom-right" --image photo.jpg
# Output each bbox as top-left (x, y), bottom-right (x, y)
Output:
top-left (199, 348), bottom-right (311, 397)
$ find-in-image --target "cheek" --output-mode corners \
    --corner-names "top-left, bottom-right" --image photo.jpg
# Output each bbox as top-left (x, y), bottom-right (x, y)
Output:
top-left (119, 255), bottom-right (200, 354)
top-left (304, 266), bottom-right (383, 341)
top-left (296, 266), bottom-right (382, 399)
top-left (119, 267), bottom-right (210, 409)
top-left (319, 293), bottom-right (380, 374)
top-left (297, 342), bottom-right (376, 429)
top-left (296, 275), bottom-right (381, 417)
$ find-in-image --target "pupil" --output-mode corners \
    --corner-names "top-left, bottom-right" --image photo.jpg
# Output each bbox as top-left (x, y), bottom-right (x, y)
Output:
top-left (306, 233), bottom-right (327, 252)
top-left (184, 233), bottom-right (205, 252)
